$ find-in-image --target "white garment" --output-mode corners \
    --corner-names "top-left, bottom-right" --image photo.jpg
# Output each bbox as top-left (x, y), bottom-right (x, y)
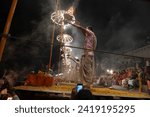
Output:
top-left (128, 79), bottom-right (134, 86)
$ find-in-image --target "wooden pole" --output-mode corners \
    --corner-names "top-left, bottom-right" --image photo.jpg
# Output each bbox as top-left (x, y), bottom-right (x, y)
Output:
top-left (48, 0), bottom-right (58, 70)
top-left (138, 73), bottom-right (142, 93)
top-left (48, 24), bottom-right (56, 70)
top-left (0, 0), bottom-right (18, 61)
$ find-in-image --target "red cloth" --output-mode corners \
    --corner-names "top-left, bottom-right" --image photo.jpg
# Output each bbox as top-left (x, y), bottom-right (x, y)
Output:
top-left (25, 73), bottom-right (54, 86)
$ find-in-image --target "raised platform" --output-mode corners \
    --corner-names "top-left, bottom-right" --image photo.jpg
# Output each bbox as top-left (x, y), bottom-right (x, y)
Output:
top-left (14, 84), bottom-right (150, 99)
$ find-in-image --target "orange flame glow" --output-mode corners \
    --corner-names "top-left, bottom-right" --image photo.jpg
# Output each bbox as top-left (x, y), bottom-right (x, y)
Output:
top-left (67, 6), bottom-right (75, 15)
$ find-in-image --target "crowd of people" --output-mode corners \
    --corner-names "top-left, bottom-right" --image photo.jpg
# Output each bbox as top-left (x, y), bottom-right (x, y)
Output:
top-left (71, 85), bottom-right (94, 100)
top-left (97, 66), bottom-right (150, 93)
top-left (0, 76), bottom-right (19, 100)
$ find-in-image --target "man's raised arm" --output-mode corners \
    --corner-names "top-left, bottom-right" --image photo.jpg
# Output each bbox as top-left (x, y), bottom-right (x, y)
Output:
top-left (65, 20), bottom-right (90, 35)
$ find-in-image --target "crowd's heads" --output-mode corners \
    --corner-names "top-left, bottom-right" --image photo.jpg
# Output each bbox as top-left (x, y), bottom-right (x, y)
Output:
top-left (0, 78), bottom-right (11, 92)
top-left (73, 88), bottom-right (94, 100)
top-left (71, 84), bottom-right (94, 100)
top-left (76, 89), bottom-right (94, 100)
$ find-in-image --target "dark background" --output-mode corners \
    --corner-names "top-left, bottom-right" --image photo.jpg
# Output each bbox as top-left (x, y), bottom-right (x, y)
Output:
top-left (0, 0), bottom-right (150, 77)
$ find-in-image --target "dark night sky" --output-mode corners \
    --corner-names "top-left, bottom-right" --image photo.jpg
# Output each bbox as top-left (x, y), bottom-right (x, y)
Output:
top-left (0, 0), bottom-right (150, 72)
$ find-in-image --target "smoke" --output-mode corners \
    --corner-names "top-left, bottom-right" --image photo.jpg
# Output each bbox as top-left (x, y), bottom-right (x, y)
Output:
top-left (98, 18), bottom-right (143, 72)
top-left (60, 0), bottom-right (78, 10)
top-left (40, 0), bottom-right (56, 13)
top-left (40, 0), bottom-right (77, 13)
top-left (103, 0), bottom-right (150, 51)
top-left (1, 0), bottom-right (150, 80)
top-left (73, 0), bottom-right (81, 8)
top-left (1, 1), bottom-right (56, 80)
top-left (94, 0), bottom-right (150, 75)
top-left (100, 55), bottom-right (126, 71)
top-left (105, 21), bottom-right (141, 51)
top-left (3, 0), bottom-right (82, 73)
top-left (5, 70), bottom-right (19, 86)
top-left (4, 18), bottom-right (52, 68)
top-left (70, 26), bottom-right (84, 58)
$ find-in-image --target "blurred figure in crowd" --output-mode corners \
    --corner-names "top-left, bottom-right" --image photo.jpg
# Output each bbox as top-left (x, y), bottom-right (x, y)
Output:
top-left (0, 76), bottom-right (19, 100)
